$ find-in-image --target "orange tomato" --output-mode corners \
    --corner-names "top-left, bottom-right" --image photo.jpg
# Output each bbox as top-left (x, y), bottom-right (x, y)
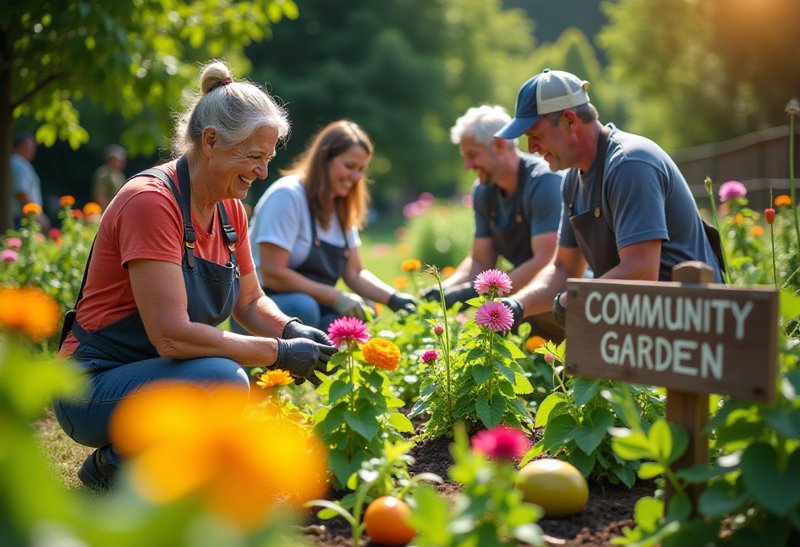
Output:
top-left (364, 496), bottom-right (415, 546)
top-left (516, 458), bottom-right (589, 518)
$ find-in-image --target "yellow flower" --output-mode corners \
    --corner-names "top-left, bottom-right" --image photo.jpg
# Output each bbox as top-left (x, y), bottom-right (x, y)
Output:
top-left (401, 258), bottom-right (422, 272)
top-left (775, 194), bottom-right (792, 207)
top-left (83, 202), bottom-right (103, 216)
top-left (734, 213), bottom-right (744, 225)
top-left (441, 266), bottom-right (456, 278)
top-left (749, 225), bottom-right (765, 237)
top-left (257, 369), bottom-right (294, 388)
top-left (394, 276), bottom-right (409, 290)
top-left (109, 382), bottom-right (328, 530)
top-left (59, 195), bottom-right (76, 207)
top-left (0, 286), bottom-right (61, 341)
top-left (525, 336), bottom-right (547, 352)
top-left (362, 338), bottom-right (401, 371)
top-left (22, 203), bottom-right (42, 216)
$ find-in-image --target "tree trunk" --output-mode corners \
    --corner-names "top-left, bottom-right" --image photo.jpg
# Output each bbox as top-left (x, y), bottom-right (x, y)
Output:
top-left (0, 51), bottom-right (13, 232)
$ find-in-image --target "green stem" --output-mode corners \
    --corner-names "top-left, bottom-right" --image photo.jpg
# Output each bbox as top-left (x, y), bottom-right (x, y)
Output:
top-left (347, 350), bottom-right (356, 459)
top-left (789, 112), bottom-right (800, 248)
top-left (436, 275), bottom-right (455, 430)
top-left (770, 224), bottom-right (778, 288)
top-left (486, 330), bottom-right (494, 404)
top-left (704, 177), bottom-right (732, 284)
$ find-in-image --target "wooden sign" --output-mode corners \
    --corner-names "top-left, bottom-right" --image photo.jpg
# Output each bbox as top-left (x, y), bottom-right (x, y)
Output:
top-left (564, 275), bottom-right (778, 402)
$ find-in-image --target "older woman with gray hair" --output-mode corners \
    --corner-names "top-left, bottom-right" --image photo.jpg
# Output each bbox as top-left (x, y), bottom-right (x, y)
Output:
top-left (53, 60), bottom-right (336, 490)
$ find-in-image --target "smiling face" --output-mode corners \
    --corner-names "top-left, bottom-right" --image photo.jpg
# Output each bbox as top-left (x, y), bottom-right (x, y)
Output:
top-left (327, 144), bottom-right (370, 199)
top-left (209, 124), bottom-right (279, 201)
top-left (524, 113), bottom-right (575, 172)
top-left (458, 136), bottom-right (500, 186)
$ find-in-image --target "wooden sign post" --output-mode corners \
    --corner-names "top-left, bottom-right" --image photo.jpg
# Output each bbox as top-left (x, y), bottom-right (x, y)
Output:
top-left (564, 261), bottom-right (778, 510)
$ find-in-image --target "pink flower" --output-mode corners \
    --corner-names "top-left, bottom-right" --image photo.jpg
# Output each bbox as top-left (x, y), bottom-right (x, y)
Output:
top-left (474, 269), bottom-right (512, 296)
top-left (420, 349), bottom-right (438, 364)
top-left (475, 301), bottom-right (513, 332)
top-left (471, 426), bottom-right (531, 461)
top-left (5, 237), bottom-right (22, 249)
top-left (718, 180), bottom-right (747, 202)
top-left (544, 353), bottom-right (555, 363)
top-left (2, 250), bottom-right (18, 262)
top-left (433, 324), bottom-right (444, 337)
top-left (327, 317), bottom-right (370, 348)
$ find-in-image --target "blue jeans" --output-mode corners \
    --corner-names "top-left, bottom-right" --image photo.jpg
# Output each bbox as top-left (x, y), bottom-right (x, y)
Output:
top-left (231, 292), bottom-right (339, 334)
top-left (53, 349), bottom-right (249, 466)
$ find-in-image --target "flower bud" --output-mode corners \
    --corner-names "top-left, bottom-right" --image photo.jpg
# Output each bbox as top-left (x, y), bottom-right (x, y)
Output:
top-left (765, 207), bottom-right (776, 225)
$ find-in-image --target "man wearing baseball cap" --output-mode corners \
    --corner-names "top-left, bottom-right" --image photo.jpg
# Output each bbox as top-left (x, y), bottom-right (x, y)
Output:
top-left (496, 69), bottom-right (725, 329)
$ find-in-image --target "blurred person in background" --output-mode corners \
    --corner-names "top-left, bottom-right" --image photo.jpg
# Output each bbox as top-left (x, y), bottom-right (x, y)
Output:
top-left (91, 144), bottom-right (127, 209)
top-left (422, 105), bottom-right (564, 341)
top-left (496, 69), bottom-right (724, 330)
top-left (11, 131), bottom-right (50, 229)
top-left (240, 120), bottom-right (417, 333)
top-left (53, 60), bottom-right (336, 491)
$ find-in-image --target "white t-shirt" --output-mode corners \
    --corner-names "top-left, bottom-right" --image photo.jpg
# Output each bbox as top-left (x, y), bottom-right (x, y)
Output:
top-left (248, 175), bottom-right (361, 285)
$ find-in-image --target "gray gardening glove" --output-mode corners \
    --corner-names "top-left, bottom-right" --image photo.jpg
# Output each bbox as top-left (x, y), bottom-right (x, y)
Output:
top-left (420, 286), bottom-right (441, 301)
top-left (282, 318), bottom-right (333, 346)
top-left (442, 282), bottom-right (479, 308)
top-left (387, 292), bottom-right (417, 313)
top-left (274, 338), bottom-right (337, 384)
top-left (333, 292), bottom-right (368, 320)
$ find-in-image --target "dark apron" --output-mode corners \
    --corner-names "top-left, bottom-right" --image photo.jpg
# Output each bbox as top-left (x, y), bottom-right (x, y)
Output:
top-left (567, 128), bottom-right (725, 281)
top-left (62, 156), bottom-right (241, 363)
top-left (263, 195), bottom-right (349, 292)
top-left (488, 158), bottom-right (531, 267)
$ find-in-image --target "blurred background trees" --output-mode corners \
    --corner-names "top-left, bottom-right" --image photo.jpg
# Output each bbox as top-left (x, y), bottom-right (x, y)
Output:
top-left (5, 0), bottom-right (800, 230)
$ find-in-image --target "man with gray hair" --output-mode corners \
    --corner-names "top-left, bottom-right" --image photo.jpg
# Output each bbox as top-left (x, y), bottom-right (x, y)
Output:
top-left (422, 104), bottom-right (564, 341)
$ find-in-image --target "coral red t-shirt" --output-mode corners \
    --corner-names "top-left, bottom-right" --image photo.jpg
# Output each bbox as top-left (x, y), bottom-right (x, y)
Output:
top-left (59, 160), bottom-right (254, 358)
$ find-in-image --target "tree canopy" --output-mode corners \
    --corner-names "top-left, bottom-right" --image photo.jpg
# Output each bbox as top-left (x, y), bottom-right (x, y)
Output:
top-left (1, 0), bottom-right (298, 229)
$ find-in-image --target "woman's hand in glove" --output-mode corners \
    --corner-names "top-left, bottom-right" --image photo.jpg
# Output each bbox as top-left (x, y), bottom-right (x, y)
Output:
top-left (333, 292), bottom-right (368, 320)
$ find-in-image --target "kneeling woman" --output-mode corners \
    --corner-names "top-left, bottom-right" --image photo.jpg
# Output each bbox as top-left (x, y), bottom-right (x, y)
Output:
top-left (245, 120), bottom-right (416, 331)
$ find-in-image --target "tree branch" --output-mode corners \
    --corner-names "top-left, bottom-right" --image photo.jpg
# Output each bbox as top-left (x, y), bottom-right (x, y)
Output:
top-left (12, 70), bottom-right (69, 110)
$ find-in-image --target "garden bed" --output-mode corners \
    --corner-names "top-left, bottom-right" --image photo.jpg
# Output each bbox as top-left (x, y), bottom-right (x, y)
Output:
top-left (304, 435), bottom-right (655, 546)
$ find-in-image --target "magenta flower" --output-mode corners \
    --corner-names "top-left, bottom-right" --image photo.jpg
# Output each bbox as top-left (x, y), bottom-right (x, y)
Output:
top-left (420, 349), bottom-right (439, 364)
top-left (327, 317), bottom-right (370, 348)
top-left (2, 249), bottom-right (18, 262)
top-left (544, 353), bottom-right (555, 363)
top-left (5, 237), bottom-right (22, 249)
top-left (433, 324), bottom-right (444, 337)
top-left (718, 180), bottom-right (747, 202)
top-left (475, 301), bottom-right (513, 332)
top-left (474, 269), bottom-right (512, 296)
top-left (471, 426), bottom-right (531, 461)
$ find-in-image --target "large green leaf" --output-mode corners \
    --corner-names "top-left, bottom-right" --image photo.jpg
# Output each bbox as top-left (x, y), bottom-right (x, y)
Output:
top-left (740, 443), bottom-right (800, 516)
top-left (541, 413), bottom-right (578, 452)
top-left (475, 393), bottom-right (506, 428)
top-left (571, 377), bottom-right (601, 407)
top-left (344, 409), bottom-right (379, 441)
top-left (534, 392), bottom-right (567, 428)
top-left (573, 407), bottom-right (614, 455)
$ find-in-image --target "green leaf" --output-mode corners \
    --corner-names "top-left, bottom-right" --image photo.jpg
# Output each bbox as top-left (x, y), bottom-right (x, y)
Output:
top-left (572, 377), bottom-right (601, 407)
top-left (698, 482), bottom-right (747, 518)
top-left (304, 499), bottom-right (355, 526)
top-left (328, 379), bottom-right (353, 403)
top-left (471, 364), bottom-right (493, 384)
top-left (762, 407), bottom-right (800, 439)
top-left (638, 461), bottom-right (665, 480)
top-left (512, 371), bottom-right (534, 394)
top-left (534, 392), bottom-right (567, 427)
top-left (344, 409), bottom-right (379, 441)
top-left (741, 443), bottom-right (800, 516)
top-left (568, 449), bottom-right (597, 477)
top-left (388, 412), bottom-right (415, 434)
top-left (612, 430), bottom-right (653, 461)
top-left (541, 413), bottom-right (578, 452)
top-left (613, 464), bottom-right (637, 488)
top-left (321, 403), bottom-right (347, 436)
top-left (475, 394), bottom-right (506, 428)
top-left (648, 419), bottom-right (673, 462)
top-left (408, 484), bottom-right (453, 545)
top-left (666, 492), bottom-right (691, 521)
top-left (666, 423), bottom-right (688, 464)
top-left (573, 407), bottom-right (614, 455)
top-left (633, 497), bottom-right (663, 533)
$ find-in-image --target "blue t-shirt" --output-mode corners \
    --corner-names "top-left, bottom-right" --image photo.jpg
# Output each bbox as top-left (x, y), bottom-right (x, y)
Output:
top-left (558, 124), bottom-right (724, 282)
top-left (473, 154), bottom-right (562, 243)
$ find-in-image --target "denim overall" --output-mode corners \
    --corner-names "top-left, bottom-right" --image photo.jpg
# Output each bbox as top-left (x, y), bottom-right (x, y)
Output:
top-left (53, 157), bottom-right (247, 453)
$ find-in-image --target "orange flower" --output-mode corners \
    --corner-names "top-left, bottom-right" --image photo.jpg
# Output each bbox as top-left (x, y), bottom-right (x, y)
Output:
top-left (362, 338), bottom-right (401, 371)
top-left (774, 194), bottom-right (792, 207)
top-left (749, 225), bottom-right (765, 237)
top-left (401, 258), bottom-right (422, 272)
top-left (394, 276), bottom-right (409, 290)
top-left (525, 336), bottom-right (547, 352)
top-left (109, 382), bottom-right (328, 530)
top-left (83, 202), bottom-right (103, 216)
top-left (59, 195), bottom-right (76, 207)
top-left (21, 203), bottom-right (42, 216)
top-left (734, 213), bottom-right (744, 225)
top-left (396, 242), bottom-right (410, 256)
top-left (256, 369), bottom-right (294, 388)
top-left (71, 209), bottom-right (83, 219)
top-left (0, 286), bottom-right (61, 341)
top-left (441, 266), bottom-right (456, 278)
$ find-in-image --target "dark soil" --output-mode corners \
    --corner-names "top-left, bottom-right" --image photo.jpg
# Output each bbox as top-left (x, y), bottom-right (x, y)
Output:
top-left (303, 435), bottom-right (654, 546)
